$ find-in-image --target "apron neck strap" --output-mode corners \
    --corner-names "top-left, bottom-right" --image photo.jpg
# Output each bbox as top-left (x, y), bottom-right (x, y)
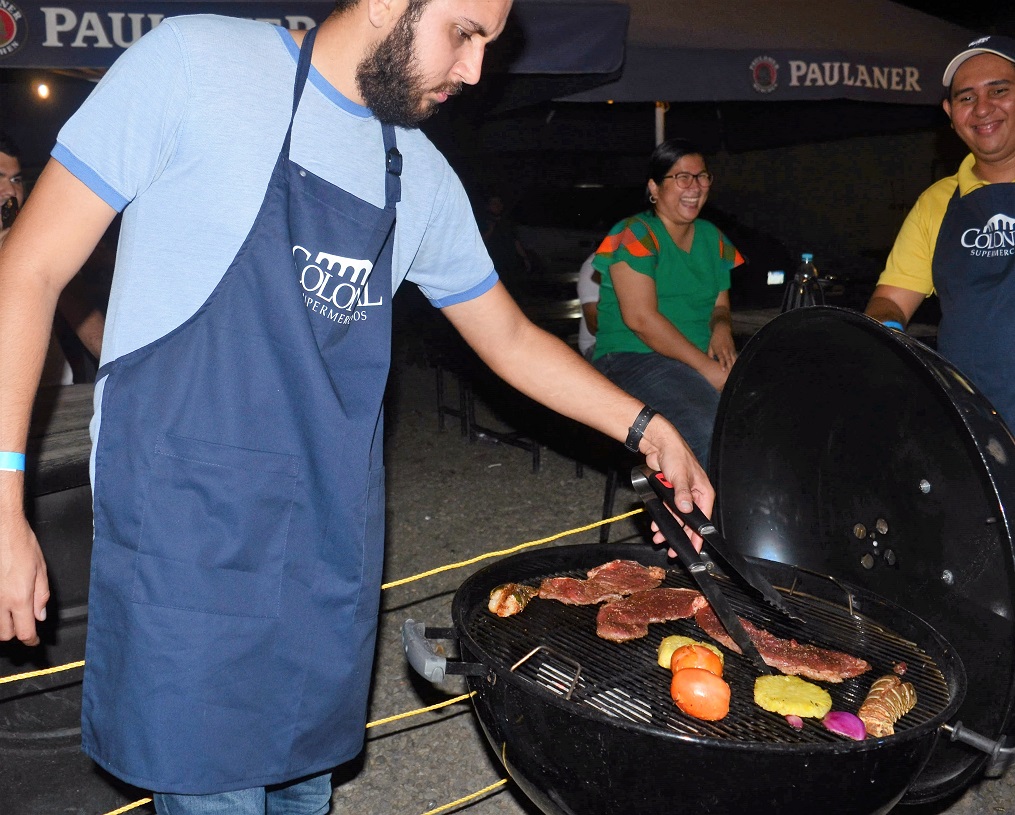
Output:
top-left (383, 126), bottom-right (401, 207)
top-left (285, 24), bottom-right (401, 209)
top-left (281, 25), bottom-right (318, 157)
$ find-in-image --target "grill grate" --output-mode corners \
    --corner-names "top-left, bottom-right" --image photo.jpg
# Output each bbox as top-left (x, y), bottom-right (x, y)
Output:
top-left (462, 560), bottom-right (952, 745)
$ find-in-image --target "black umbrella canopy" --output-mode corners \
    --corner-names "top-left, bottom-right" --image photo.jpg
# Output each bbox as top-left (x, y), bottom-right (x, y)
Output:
top-left (563, 0), bottom-right (979, 105)
top-left (0, 0), bottom-right (628, 79)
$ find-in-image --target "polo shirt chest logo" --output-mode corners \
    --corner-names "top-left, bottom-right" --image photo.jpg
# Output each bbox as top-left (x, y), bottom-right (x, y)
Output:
top-left (293, 243), bottom-right (384, 323)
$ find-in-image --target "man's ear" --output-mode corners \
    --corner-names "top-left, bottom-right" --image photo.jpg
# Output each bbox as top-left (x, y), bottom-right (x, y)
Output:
top-left (366, 0), bottom-right (402, 29)
top-left (942, 97), bottom-right (952, 121)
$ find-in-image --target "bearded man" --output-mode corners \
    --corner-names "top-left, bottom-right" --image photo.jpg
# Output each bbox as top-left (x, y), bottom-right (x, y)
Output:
top-left (0, 1), bottom-right (712, 812)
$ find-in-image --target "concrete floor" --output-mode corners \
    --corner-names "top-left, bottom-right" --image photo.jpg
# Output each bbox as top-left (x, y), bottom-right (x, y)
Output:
top-left (4, 316), bottom-right (1014, 815)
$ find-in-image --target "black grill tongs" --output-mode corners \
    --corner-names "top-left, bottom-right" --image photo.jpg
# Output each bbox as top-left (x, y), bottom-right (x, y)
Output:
top-left (632, 466), bottom-right (794, 675)
top-left (630, 466), bottom-right (771, 674)
top-left (632, 465), bottom-right (802, 623)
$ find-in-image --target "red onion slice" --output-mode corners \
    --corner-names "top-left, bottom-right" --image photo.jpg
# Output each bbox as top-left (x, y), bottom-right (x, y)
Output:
top-left (822, 711), bottom-right (867, 740)
top-left (785, 715), bottom-right (804, 730)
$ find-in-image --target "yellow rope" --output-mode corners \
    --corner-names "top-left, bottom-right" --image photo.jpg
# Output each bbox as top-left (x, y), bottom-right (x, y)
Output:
top-left (0, 659), bottom-right (84, 684)
top-left (100, 799), bottom-right (152, 815)
top-left (381, 508), bottom-right (643, 589)
top-left (420, 778), bottom-right (509, 815)
top-left (366, 691), bottom-right (474, 728)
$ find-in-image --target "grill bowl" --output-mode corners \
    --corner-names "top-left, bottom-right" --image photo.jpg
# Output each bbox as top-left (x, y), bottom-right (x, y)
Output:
top-left (453, 542), bottom-right (965, 815)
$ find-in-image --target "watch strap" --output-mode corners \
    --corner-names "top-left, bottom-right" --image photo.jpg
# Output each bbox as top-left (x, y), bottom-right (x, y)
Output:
top-left (624, 406), bottom-right (658, 453)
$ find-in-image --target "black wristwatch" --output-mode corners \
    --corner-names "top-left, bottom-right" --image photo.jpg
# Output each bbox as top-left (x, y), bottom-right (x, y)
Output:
top-left (624, 406), bottom-right (658, 452)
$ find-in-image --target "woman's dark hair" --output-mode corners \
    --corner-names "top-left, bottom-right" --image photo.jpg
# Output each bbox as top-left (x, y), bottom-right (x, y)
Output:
top-left (0, 132), bottom-right (20, 160)
top-left (646, 138), bottom-right (704, 185)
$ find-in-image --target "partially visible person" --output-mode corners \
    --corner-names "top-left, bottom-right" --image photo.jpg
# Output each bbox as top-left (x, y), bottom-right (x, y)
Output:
top-left (591, 138), bottom-right (745, 470)
top-left (480, 192), bottom-right (530, 285)
top-left (0, 132), bottom-right (104, 385)
top-left (0, 132), bottom-right (25, 244)
top-left (0, 4), bottom-right (712, 813)
top-left (576, 251), bottom-right (600, 360)
top-left (865, 35), bottom-right (1015, 428)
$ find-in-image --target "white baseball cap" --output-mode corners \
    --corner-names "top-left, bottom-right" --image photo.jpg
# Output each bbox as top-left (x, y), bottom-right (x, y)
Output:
top-left (943, 35), bottom-right (1015, 87)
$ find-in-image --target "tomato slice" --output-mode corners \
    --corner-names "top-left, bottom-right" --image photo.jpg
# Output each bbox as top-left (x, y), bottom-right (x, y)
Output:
top-left (670, 667), bottom-right (731, 721)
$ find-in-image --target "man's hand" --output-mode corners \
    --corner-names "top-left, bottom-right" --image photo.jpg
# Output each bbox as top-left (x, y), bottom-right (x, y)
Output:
top-left (639, 414), bottom-right (714, 555)
top-left (0, 512), bottom-right (49, 646)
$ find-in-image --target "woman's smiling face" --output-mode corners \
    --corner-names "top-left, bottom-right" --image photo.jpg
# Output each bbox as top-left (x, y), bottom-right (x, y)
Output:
top-left (649, 153), bottom-right (710, 226)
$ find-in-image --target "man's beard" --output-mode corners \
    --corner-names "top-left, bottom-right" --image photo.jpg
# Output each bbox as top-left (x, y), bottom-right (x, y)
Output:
top-left (355, 4), bottom-right (460, 127)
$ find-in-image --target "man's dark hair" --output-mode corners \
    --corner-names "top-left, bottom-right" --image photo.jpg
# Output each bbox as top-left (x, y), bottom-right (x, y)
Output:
top-left (0, 132), bottom-right (20, 160)
top-left (646, 138), bottom-right (704, 185)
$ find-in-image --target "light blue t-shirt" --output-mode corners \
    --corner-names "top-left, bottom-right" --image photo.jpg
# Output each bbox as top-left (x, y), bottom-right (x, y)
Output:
top-left (54, 14), bottom-right (496, 372)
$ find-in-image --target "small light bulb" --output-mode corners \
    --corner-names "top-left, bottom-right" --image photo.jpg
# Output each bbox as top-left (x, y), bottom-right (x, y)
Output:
top-left (36, 83), bottom-right (50, 99)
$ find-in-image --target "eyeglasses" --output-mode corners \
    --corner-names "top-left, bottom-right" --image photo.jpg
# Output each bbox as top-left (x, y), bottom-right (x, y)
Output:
top-left (661, 171), bottom-right (714, 189)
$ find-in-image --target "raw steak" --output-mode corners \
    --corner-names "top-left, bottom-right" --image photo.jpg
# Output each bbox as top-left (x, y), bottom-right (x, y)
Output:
top-left (596, 588), bottom-right (708, 642)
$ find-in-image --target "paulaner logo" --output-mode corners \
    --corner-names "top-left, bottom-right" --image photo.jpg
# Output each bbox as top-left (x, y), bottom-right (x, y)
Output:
top-left (750, 56), bottom-right (779, 93)
top-left (788, 61), bottom-right (920, 93)
top-left (961, 213), bottom-right (1015, 258)
top-left (0, 0), bottom-right (25, 58)
top-left (293, 245), bottom-right (383, 324)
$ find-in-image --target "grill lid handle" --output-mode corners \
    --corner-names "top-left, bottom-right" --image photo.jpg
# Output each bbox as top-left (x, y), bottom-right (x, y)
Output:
top-left (402, 619), bottom-right (488, 683)
top-left (943, 722), bottom-right (1015, 778)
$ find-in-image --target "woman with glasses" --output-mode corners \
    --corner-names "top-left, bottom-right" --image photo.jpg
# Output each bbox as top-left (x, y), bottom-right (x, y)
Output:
top-left (591, 138), bottom-right (744, 470)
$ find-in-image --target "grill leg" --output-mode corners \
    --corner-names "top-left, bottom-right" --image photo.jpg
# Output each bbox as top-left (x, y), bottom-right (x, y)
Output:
top-left (600, 466), bottom-right (620, 544)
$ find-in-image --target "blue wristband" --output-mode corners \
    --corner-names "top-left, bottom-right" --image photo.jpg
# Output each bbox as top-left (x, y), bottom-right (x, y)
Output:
top-left (0, 452), bottom-right (26, 472)
top-left (882, 320), bottom-right (904, 332)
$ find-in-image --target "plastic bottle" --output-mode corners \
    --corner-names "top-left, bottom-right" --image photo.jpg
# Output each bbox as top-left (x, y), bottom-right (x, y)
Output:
top-left (781, 252), bottom-right (822, 312)
top-left (798, 253), bottom-right (818, 282)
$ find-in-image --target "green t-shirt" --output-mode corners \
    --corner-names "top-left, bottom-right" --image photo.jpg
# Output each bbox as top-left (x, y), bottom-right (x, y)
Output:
top-left (591, 212), bottom-right (740, 359)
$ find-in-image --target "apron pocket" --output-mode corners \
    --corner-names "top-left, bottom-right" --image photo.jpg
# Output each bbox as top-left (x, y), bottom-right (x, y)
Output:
top-left (132, 433), bottom-right (299, 618)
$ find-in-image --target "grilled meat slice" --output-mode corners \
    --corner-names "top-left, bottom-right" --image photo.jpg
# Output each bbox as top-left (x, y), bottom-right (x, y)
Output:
top-left (489, 560), bottom-right (667, 617)
top-left (488, 583), bottom-right (540, 617)
top-left (540, 559), bottom-right (666, 606)
top-left (694, 605), bottom-right (870, 683)
top-left (597, 588), bottom-right (708, 643)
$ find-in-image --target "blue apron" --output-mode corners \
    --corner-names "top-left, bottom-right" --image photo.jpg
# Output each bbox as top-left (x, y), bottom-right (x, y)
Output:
top-left (83, 26), bottom-right (400, 793)
top-left (933, 182), bottom-right (1015, 429)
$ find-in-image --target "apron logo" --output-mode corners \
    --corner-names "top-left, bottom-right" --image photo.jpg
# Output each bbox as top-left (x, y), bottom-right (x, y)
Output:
top-left (961, 213), bottom-right (1015, 258)
top-left (293, 244), bottom-right (384, 323)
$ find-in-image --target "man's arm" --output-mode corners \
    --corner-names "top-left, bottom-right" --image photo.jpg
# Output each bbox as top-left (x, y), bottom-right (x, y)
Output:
top-left (581, 301), bottom-right (599, 336)
top-left (442, 281), bottom-right (714, 523)
top-left (0, 159), bottom-right (117, 645)
top-left (864, 284), bottom-right (926, 328)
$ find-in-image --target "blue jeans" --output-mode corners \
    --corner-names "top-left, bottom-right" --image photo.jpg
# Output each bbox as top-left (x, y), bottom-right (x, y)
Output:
top-left (594, 351), bottom-right (720, 470)
top-left (153, 772), bottom-right (332, 815)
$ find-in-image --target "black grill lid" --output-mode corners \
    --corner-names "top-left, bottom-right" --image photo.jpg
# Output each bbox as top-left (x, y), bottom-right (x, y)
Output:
top-left (711, 306), bottom-right (1015, 801)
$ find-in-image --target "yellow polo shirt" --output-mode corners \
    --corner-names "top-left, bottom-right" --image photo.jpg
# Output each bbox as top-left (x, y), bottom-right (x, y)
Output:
top-left (879, 154), bottom-right (991, 295)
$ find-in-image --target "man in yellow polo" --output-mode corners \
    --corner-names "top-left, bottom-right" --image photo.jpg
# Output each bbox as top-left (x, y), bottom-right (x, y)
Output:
top-left (865, 35), bottom-right (1015, 427)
